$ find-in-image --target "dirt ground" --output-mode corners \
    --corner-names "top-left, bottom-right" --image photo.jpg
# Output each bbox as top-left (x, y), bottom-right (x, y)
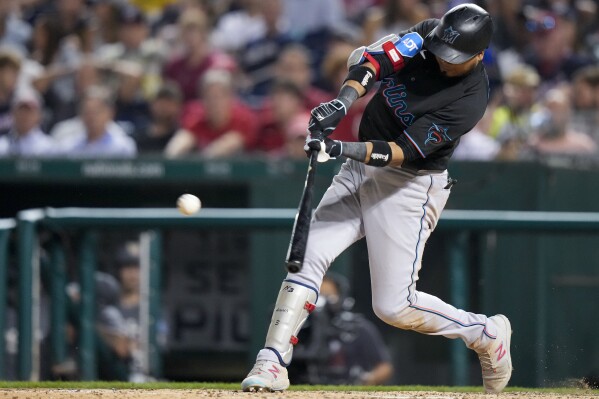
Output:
top-left (0, 389), bottom-right (596, 399)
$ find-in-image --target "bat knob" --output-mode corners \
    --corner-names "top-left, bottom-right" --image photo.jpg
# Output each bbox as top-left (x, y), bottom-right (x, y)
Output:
top-left (285, 261), bottom-right (301, 273)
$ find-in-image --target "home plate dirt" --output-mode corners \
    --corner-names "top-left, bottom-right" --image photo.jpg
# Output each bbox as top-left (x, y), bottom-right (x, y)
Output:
top-left (0, 390), bottom-right (596, 399)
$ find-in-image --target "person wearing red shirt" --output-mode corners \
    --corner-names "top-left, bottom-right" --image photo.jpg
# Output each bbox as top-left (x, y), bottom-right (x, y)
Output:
top-left (164, 69), bottom-right (258, 157)
top-left (162, 7), bottom-right (236, 102)
top-left (253, 79), bottom-right (310, 155)
top-left (274, 44), bottom-right (332, 110)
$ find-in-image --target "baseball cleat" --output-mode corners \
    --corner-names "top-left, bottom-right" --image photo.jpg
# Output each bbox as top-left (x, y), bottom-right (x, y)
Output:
top-left (478, 314), bottom-right (513, 394)
top-left (241, 359), bottom-right (290, 392)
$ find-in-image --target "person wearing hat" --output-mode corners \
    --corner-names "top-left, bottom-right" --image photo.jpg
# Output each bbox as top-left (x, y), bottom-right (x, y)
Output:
top-left (489, 64), bottom-right (541, 160)
top-left (95, 4), bottom-right (164, 108)
top-left (0, 87), bottom-right (56, 156)
top-left (243, 4), bottom-right (512, 394)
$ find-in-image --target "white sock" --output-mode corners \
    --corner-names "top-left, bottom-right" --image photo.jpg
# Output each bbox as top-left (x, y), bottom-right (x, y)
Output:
top-left (257, 348), bottom-right (281, 364)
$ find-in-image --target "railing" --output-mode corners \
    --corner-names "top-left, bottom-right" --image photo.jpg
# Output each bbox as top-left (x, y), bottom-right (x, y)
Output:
top-left (13, 208), bottom-right (599, 385)
top-left (0, 217), bottom-right (16, 379)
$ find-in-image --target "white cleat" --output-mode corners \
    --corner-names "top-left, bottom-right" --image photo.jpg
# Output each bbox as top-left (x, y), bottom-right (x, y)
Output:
top-left (241, 359), bottom-right (290, 392)
top-left (478, 314), bottom-right (513, 394)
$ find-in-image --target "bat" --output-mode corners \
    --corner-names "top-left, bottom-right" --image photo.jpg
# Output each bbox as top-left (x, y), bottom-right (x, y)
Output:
top-left (285, 146), bottom-right (320, 273)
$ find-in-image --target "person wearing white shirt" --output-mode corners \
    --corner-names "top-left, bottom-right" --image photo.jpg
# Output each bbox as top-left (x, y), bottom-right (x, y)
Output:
top-left (0, 88), bottom-right (56, 157)
top-left (61, 86), bottom-right (137, 158)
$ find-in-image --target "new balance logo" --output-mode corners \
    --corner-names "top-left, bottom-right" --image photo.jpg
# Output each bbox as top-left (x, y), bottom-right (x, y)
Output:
top-left (267, 364), bottom-right (280, 379)
top-left (371, 153), bottom-right (389, 161)
top-left (495, 342), bottom-right (507, 361)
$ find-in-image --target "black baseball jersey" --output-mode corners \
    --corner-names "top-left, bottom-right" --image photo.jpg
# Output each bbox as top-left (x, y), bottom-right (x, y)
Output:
top-left (358, 19), bottom-right (490, 171)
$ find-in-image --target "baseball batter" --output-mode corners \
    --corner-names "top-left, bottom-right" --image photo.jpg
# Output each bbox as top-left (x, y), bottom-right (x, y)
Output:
top-left (242, 4), bottom-right (512, 393)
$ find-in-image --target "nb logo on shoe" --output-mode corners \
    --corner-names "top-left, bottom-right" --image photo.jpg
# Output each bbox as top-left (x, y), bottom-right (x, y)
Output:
top-left (282, 285), bottom-right (294, 292)
top-left (267, 365), bottom-right (280, 379)
top-left (495, 342), bottom-right (507, 362)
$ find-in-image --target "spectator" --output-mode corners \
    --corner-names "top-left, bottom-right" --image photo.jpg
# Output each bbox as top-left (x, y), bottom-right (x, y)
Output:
top-left (95, 5), bottom-right (166, 132)
top-left (162, 7), bottom-right (236, 102)
top-left (0, 0), bottom-right (32, 56)
top-left (58, 86), bottom-right (137, 157)
top-left (30, 0), bottom-right (97, 128)
top-left (521, 7), bottom-right (593, 85)
top-left (274, 44), bottom-right (332, 110)
top-left (361, 0), bottom-right (431, 45)
top-left (528, 87), bottom-right (597, 157)
top-left (570, 65), bottom-right (599, 144)
top-left (0, 88), bottom-right (56, 157)
top-left (133, 82), bottom-right (183, 154)
top-left (254, 79), bottom-right (309, 155)
top-left (115, 241), bottom-right (168, 382)
top-left (210, 0), bottom-right (265, 54)
top-left (452, 107), bottom-right (501, 161)
top-left (281, 0), bottom-right (346, 41)
top-left (283, 112), bottom-right (311, 159)
top-left (165, 69), bottom-right (258, 158)
top-left (90, 0), bottom-right (122, 47)
top-left (291, 273), bottom-right (394, 385)
top-left (237, 0), bottom-right (295, 106)
top-left (115, 242), bottom-right (147, 382)
top-left (489, 65), bottom-right (541, 160)
top-left (0, 49), bottom-right (21, 136)
top-left (64, 271), bottom-right (131, 381)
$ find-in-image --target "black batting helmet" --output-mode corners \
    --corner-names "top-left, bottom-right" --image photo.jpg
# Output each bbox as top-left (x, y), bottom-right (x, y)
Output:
top-left (424, 3), bottom-right (493, 64)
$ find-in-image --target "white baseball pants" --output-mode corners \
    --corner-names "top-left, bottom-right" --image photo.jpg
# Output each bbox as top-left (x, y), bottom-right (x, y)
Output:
top-left (289, 159), bottom-right (497, 351)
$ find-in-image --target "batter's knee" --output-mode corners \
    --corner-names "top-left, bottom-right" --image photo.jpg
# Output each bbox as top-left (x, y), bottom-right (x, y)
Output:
top-left (372, 302), bottom-right (412, 330)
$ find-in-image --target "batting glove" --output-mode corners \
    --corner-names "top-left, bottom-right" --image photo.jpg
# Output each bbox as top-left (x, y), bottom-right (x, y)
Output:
top-left (308, 98), bottom-right (349, 137)
top-left (304, 135), bottom-right (343, 163)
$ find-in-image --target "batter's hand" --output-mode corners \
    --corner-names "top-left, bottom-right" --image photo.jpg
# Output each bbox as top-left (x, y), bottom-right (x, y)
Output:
top-left (304, 135), bottom-right (342, 163)
top-left (308, 99), bottom-right (348, 137)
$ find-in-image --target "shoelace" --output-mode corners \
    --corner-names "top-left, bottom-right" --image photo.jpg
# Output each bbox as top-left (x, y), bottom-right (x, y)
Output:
top-left (248, 360), bottom-right (269, 376)
top-left (478, 351), bottom-right (496, 372)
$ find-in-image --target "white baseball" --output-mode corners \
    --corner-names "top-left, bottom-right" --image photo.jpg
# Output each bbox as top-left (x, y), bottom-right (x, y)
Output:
top-left (177, 194), bottom-right (201, 215)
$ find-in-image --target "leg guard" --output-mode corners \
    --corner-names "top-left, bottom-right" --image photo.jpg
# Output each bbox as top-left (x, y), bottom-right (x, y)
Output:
top-left (264, 279), bottom-right (318, 366)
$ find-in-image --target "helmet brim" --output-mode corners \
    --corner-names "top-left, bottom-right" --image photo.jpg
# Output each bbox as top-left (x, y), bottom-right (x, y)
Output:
top-left (424, 30), bottom-right (476, 65)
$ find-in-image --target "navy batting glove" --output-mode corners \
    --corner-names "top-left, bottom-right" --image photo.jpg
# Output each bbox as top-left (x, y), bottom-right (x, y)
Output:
top-left (308, 98), bottom-right (348, 137)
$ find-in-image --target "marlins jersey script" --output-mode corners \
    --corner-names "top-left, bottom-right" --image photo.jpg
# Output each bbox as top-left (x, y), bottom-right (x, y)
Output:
top-left (359, 19), bottom-right (490, 171)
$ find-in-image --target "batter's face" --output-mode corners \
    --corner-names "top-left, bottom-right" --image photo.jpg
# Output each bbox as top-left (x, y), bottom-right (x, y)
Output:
top-left (435, 52), bottom-right (484, 77)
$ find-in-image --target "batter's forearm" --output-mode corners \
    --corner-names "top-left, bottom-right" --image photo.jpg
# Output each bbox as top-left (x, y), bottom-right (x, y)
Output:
top-left (340, 141), bottom-right (405, 167)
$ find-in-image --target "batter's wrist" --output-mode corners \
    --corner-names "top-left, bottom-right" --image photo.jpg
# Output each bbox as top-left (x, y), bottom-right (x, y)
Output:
top-left (339, 141), bottom-right (368, 163)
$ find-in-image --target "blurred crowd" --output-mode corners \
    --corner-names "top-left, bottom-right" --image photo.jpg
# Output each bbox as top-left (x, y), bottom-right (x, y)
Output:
top-left (0, 0), bottom-right (599, 161)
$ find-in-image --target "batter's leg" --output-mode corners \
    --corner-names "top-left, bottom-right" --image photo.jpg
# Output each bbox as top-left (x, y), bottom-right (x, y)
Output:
top-left (242, 160), bottom-right (367, 392)
top-left (360, 166), bottom-right (512, 392)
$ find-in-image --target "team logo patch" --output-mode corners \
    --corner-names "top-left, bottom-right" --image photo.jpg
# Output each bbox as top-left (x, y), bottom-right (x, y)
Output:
top-left (441, 26), bottom-right (460, 44)
top-left (424, 123), bottom-right (450, 145)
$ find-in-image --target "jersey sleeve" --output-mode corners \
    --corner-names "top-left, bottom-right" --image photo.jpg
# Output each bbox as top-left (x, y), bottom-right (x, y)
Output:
top-left (395, 98), bottom-right (485, 161)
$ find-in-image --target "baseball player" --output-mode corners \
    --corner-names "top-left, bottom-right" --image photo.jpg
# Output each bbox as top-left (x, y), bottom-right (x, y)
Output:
top-left (242, 3), bottom-right (512, 393)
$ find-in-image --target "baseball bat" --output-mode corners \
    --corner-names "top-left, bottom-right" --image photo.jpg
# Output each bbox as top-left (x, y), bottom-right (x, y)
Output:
top-left (285, 146), bottom-right (320, 273)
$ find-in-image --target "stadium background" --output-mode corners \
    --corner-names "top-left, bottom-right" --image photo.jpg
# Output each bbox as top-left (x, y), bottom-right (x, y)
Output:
top-left (0, 0), bottom-right (598, 390)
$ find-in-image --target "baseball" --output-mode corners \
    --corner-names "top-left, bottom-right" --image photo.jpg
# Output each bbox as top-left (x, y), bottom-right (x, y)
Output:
top-left (177, 194), bottom-right (201, 215)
